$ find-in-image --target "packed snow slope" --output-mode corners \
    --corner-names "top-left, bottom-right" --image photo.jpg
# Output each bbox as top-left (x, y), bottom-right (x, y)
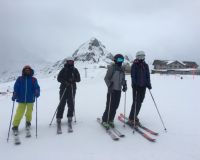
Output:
top-left (0, 67), bottom-right (200, 160)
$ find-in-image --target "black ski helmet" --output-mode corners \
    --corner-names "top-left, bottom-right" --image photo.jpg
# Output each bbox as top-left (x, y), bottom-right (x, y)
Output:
top-left (113, 54), bottom-right (124, 63)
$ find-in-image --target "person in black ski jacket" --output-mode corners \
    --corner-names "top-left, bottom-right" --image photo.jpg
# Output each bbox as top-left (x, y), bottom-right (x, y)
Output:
top-left (128, 51), bottom-right (152, 125)
top-left (56, 57), bottom-right (81, 127)
top-left (102, 54), bottom-right (127, 129)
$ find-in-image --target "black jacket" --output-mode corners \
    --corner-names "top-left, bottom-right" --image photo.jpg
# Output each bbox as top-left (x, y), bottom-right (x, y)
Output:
top-left (57, 64), bottom-right (81, 89)
top-left (131, 59), bottom-right (151, 88)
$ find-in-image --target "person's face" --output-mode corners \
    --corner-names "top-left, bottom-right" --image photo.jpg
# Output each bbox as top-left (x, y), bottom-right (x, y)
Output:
top-left (24, 68), bottom-right (31, 75)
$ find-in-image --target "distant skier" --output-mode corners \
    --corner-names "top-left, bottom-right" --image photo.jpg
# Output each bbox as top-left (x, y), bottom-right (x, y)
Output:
top-left (128, 51), bottom-right (152, 126)
top-left (56, 57), bottom-right (81, 133)
top-left (11, 65), bottom-right (40, 134)
top-left (102, 54), bottom-right (127, 129)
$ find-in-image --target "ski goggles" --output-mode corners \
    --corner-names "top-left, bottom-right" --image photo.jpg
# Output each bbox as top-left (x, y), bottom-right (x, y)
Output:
top-left (116, 57), bottom-right (124, 62)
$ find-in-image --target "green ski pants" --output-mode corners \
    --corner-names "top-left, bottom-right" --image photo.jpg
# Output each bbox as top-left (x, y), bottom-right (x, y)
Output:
top-left (12, 103), bottom-right (34, 127)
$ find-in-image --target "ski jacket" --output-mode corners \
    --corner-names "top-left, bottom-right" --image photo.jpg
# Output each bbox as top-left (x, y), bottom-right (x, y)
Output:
top-left (57, 64), bottom-right (81, 90)
top-left (14, 69), bottom-right (40, 103)
top-left (131, 59), bottom-right (151, 88)
top-left (104, 64), bottom-right (126, 91)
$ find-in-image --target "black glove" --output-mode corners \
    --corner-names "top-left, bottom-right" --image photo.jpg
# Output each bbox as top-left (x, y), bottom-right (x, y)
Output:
top-left (12, 92), bottom-right (16, 101)
top-left (147, 85), bottom-right (152, 90)
top-left (35, 90), bottom-right (40, 98)
top-left (132, 84), bottom-right (136, 89)
top-left (122, 84), bottom-right (127, 92)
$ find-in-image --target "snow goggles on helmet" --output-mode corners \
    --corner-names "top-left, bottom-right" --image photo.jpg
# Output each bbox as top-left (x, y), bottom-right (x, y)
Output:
top-left (116, 57), bottom-right (124, 62)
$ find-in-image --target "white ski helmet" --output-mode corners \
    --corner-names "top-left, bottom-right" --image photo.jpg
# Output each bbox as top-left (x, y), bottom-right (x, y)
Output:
top-left (136, 51), bottom-right (145, 60)
top-left (66, 57), bottom-right (74, 61)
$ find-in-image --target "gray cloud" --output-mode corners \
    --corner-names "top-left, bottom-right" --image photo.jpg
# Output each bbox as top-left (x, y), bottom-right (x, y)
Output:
top-left (0, 0), bottom-right (200, 67)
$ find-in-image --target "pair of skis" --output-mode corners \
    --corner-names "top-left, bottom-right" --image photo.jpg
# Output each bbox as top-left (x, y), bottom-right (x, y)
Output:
top-left (13, 128), bottom-right (31, 145)
top-left (97, 115), bottom-right (158, 142)
top-left (57, 122), bottom-right (73, 134)
top-left (97, 118), bottom-right (125, 141)
top-left (118, 113), bottom-right (158, 142)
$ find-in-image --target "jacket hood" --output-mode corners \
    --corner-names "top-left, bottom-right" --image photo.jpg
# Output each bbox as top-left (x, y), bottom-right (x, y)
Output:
top-left (22, 67), bottom-right (34, 76)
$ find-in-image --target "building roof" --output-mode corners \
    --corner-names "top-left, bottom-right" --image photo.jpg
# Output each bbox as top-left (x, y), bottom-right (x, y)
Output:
top-left (153, 60), bottom-right (198, 67)
top-left (152, 60), bottom-right (168, 65)
top-left (182, 61), bottom-right (198, 67)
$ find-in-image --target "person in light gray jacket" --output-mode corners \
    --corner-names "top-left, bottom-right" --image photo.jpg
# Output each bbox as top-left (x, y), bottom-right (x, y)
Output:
top-left (102, 54), bottom-right (127, 129)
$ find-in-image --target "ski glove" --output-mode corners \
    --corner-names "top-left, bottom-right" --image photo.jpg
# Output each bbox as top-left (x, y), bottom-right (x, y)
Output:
top-left (35, 90), bottom-right (40, 98)
top-left (12, 92), bottom-right (17, 101)
top-left (147, 85), bottom-right (152, 90)
top-left (132, 84), bottom-right (138, 89)
top-left (122, 85), bottom-right (127, 92)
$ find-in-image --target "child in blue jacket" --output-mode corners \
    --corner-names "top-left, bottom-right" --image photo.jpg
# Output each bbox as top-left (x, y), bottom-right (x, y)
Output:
top-left (12, 65), bottom-right (40, 132)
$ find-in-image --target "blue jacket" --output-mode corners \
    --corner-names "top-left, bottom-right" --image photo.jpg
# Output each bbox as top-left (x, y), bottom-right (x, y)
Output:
top-left (14, 75), bottom-right (40, 103)
top-left (131, 59), bottom-right (151, 88)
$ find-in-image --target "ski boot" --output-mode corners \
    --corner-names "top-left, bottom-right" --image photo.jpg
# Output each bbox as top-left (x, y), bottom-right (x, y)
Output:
top-left (102, 122), bottom-right (110, 130)
top-left (108, 121), bottom-right (115, 128)
top-left (12, 126), bottom-right (21, 145)
top-left (57, 118), bottom-right (62, 134)
top-left (127, 117), bottom-right (140, 127)
top-left (25, 121), bottom-right (31, 137)
top-left (68, 117), bottom-right (73, 133)
top-left (12, 126), bottom-right (19, 136)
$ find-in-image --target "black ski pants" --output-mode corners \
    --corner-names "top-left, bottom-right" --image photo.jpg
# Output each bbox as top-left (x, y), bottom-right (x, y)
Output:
top-left (56, 86), bottom-right (76, 119)
top-left (129, 86), bottom-right (146, 120)
top-left (102, 90), bottom-right (121, 122)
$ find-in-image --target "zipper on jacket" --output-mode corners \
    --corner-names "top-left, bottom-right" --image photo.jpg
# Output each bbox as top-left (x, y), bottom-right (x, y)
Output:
top-left (25, 77), bottom-right (27, 103)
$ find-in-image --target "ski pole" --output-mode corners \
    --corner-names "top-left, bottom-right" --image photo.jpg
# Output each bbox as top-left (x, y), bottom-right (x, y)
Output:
top-left (49, 87), bottom-right (67, 126)
top-left (71, 84), bottom-right (76, 123)
top-left (123, 91), bottom-right (126, 127)
top-left (149, 89), bottom-right (167, 131)
top-left (36, 98), bottom-right (38, 138)
top-left (7, 101), bottom-right (15, 142)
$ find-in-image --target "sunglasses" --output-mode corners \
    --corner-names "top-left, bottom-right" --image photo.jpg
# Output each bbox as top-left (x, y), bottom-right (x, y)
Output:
top-left (116, 57), bottom-right (124, 62)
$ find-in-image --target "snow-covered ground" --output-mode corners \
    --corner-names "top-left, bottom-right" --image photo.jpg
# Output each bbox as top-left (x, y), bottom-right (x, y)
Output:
top-left (0, 68), bottom-right (200, 160)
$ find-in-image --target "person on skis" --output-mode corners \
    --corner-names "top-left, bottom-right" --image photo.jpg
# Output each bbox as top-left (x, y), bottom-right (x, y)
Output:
top-left (11, 65), bottom-right (40, 133)
top-left (102, 54), bottom-right (127, 129)
top-left (56, 57), bottom-right (81, 133)
top-left (128, 51), bottom-right (152, 126)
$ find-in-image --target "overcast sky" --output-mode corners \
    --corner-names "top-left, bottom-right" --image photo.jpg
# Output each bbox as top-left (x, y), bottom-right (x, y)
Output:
top-left (0, 0), bottom-right (200, 67)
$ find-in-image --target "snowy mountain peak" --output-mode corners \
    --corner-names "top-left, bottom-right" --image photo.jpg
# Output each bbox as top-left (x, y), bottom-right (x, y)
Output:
top-left (72, 38), bottom-right (113, 63)
top-left (89, 37), bottom-right (102, 47)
